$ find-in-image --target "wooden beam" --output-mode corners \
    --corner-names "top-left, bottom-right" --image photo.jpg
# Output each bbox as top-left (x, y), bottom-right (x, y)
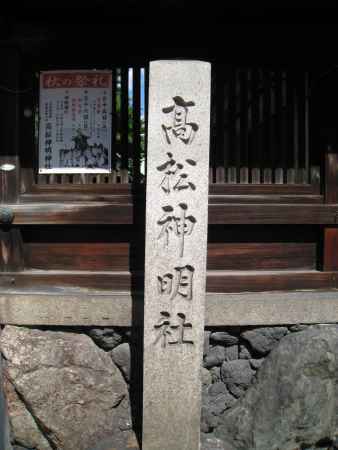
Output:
top-left (0, 270), bottom-right (336, 293)
top-left (0, 290), bottom-right (338, 326)
top-left (6, 202), bottom-right (338, 225)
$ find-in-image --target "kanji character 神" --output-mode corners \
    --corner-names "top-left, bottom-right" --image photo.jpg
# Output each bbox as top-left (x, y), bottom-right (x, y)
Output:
top-left (157, 203), bottom-right (196, 257)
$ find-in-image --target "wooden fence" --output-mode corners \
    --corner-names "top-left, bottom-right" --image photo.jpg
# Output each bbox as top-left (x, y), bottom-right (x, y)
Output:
top-left (35, 64), bottom-right (320, 189)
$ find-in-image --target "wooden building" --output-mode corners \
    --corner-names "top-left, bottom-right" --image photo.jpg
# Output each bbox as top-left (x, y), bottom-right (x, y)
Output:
top-left (1, 3), bottom-right (338, 326)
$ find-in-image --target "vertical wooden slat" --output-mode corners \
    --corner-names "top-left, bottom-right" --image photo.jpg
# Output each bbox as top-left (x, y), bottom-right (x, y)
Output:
top-left (215, 64), bottom-right (225, 183)
top-left (37, 174), bottom-right (48, 184)
top-left (227, 67), bottom-right (236, 184)
top-left (228, 167), bottom-right (237, 184)
top-left (310, 165), bottom-right (320, 188)
top-left (262, 69), bottom-right (271, 176)
top-left (235, 69), bottom-right (241, 183)
top-left (48, 174), bottom-right (56, 184)
top-left (250, 69), bottom-right (260, 183)
top-left (286, 70), bottom-right (295, 174)
top-left (281, 71), bottom-right (288, 183)
top-left (111, 67), bottom-right (117, 183)
top-left (133, 66), bottom-right (141, 185)
top-left (305, 71), bottom-right (310, 183)
top-left (293, 71), bottom-right (300, 172)
top-left (223, 69), bottom-right (231, 182)
top-left (120, 66), bottom-right (129, 183)
top-left (257, 69), bottom-right (264, 182)
top-left (239, 69), bottom-right (248, 180)
top-left (274, 71), bottom-right (283, 179)
top-left (287, 168), bottom-right (296, 184)
top-left (251, 167), bottom-right (261, 184)
top-left (269, 71), bottom-right (276, 181)
top-left (275, 168), bottom-right (284, 184)
top-left (240, 167), bottom-right (249, 184)
top-left (263, 168), bottom-right (272, 184)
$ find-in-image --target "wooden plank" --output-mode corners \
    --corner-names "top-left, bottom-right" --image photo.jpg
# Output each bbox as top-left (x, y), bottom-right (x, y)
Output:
top-left (0, 270), bottom-right (336, 294)
top-left (8, 202), bottom-right (338, 225)
top-left (0, 271), bottom-right (135, 292)
top-left (208, 195), bottom-right (322, 204)
top-left (1, 289), bottom-right (338, 327)
top-left (25, 242), bottom-right (130, 271)
top-left (209, 204), bottom-right (338, 224)
top-left (323, 228), bottom-right (338, 271)
top-left (207, 243), bottom-right (316, 271)
top-left (206, 270), bottom-right (336, 292)
top-left (209, 183), bottom-right (320, 195)
top-left (11, 202), bottom-right (134, 224)
top-left (24, 241), bottom-right (316, 272)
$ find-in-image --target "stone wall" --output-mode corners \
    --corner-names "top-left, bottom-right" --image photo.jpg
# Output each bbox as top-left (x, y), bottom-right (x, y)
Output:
top-left (0, 324), bottom-right (338, 450)
top-left (0, 349), bottom-right (11, 450)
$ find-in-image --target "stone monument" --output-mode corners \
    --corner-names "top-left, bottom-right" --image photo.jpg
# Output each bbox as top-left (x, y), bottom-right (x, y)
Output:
top-left (143, 60), bottom-right (211, 450)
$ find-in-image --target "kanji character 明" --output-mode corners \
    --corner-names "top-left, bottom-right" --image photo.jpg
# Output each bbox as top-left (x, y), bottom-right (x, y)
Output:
top-left (157, 265), bottom-right (194, 301)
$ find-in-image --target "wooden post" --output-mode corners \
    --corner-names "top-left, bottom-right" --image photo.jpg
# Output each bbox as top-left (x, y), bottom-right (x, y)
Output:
top-left (323, 146), bottom-right (338, 272)
top-left (0, 47), bottom-right (24, 273)
top-left (0, 47), bottom-right (20, 203)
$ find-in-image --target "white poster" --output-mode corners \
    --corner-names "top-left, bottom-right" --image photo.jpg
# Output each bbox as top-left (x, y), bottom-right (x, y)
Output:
top-left (39, 70), bottom-right (112, 173)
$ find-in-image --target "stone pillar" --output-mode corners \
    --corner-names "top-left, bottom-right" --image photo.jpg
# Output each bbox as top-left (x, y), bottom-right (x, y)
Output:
top-left (143, 60), bottom-right (211, 450)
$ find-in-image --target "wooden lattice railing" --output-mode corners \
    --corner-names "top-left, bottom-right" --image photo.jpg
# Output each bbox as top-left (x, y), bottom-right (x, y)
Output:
top-left (32, 64), bottom-right (320, 189)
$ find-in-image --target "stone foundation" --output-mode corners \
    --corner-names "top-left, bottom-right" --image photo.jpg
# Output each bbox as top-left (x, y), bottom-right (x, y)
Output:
top-left (1, 324), bottom-right (338, 450)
